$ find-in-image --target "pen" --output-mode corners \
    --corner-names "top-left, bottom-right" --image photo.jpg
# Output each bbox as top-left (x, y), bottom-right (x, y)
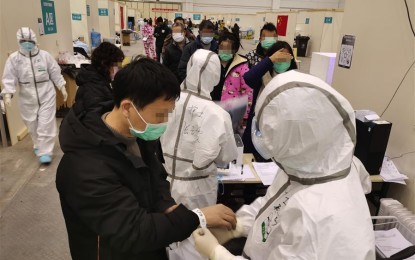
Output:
top-left (241, 164), bottom-right (244, 175)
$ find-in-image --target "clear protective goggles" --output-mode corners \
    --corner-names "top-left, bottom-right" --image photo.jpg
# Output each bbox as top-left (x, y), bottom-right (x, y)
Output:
top-left (251, 116), bottom-right (273, 160)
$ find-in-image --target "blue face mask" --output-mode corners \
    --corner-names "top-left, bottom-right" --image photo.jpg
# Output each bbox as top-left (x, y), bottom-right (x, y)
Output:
top-left (273, 62), bottom-right (291, 73)
top-left (261, 37), bottom-right (277, 49)
top-left (201, 36), bottom-right (213, 45)
top-left (20, 41), bottom-right (35, 52)
top-left (127, 103), bottom-right (167, 141)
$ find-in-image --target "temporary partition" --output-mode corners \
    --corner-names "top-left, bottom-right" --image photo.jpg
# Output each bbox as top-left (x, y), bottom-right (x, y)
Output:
top-left (204, 13), bottom-right (256, 31)
top-left (97, 0), bottom-right (115, 39)
top-left (70, 0), bottom-right (89, 45)
top-left (296, 10), bottom-right (343, 54)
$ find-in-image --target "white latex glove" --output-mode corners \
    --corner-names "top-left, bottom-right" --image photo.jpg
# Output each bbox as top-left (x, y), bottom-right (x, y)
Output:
top-left (193, 228), bottom-right (220, 259)
top-left (60, 87), bottom-right (68, 102)
top-left (209, 217), bottom-right (246, 245)
top-left (3, 94), bottom-right (11, 107)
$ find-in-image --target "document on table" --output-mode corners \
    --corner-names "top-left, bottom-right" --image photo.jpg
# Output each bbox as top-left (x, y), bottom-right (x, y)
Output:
top-left (380, 158), bottom-right (408, 184)
top-left (375, 228), bottom-right (413, 258)
top-left (252, 162), bottom-right (279, 185)
top-left (218, 164), bottom-right (255, 181)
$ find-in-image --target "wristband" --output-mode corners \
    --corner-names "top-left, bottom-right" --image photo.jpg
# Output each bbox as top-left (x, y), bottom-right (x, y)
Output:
top-left (192, 208), bottom-right (207, 229)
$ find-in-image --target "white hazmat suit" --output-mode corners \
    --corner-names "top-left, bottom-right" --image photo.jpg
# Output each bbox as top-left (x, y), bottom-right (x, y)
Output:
top-left (193, 70), bottom-right (376, 260)
top-left (161, 49), bottom-right (238, 260)
top-left (1, 27), bottom-right (66, 162)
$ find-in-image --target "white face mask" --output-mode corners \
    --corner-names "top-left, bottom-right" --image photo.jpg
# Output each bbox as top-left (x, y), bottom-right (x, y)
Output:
top-left (172, 33), bottom-right (184, 43)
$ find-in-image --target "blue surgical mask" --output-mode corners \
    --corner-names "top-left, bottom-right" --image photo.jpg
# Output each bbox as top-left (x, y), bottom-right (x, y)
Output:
top-left (201, 36), bottom-right (213, 45)
top-left (127, 103), bottom-right (167, 141)
top-left (261, 37), bottom-right (277, 49)
top-left (20, 41), bottom-right (35, 52)
top-left (273, 62), bottom-right (291, 73)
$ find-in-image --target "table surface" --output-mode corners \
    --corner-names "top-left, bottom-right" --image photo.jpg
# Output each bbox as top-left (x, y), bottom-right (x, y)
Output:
top-left (223, 154), bottom-right (384, 184)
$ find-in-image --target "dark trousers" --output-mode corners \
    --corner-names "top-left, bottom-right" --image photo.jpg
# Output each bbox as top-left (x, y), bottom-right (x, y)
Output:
top-left (156, 46), bottom-right (162, 62)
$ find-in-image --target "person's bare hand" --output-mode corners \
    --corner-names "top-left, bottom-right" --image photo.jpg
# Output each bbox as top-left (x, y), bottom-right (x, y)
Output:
top-left (270, 49), bottom-right (293, 63)
top-left (201, 204), bottom-right (236, 230)
top-left (164, 204), bottom-right (178, 214)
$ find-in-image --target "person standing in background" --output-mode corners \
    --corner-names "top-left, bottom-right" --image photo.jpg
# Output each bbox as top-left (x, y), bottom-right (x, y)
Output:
top-left (142, 18), bottom-right (157, 60)
top-left (162, 22), bottom-right (190, 81)
top-left (177, 20), bottom-right (218, 82)
top-left (245, 23), bottom-right (278, 68)
top-left (154, 17), bottom-right (171, 62)
top-left (1, 27), bottom-right (67, 164)
top-left (74, 42), bottom-right (125, 113)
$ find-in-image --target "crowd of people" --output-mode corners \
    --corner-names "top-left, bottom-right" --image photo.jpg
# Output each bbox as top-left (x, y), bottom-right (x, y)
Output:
top-left (1, 19), bottom-right (376, 260)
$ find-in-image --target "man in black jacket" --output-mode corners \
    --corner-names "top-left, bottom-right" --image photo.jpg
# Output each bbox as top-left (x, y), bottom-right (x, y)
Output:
top-left (57, 58), bottom-right (236, 260)
top-left (153, 17), bottom-right (171, 62)
top-left (162, 22), bottom-right (190, 81)
top-left (177, 19), bottom-right (218, 82)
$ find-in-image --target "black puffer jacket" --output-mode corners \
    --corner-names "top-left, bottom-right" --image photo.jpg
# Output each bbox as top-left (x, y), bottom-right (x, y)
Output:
top-left (56, 104), bottom-right (199, 260)
top-left (75, 65), bottom-right (113, 113)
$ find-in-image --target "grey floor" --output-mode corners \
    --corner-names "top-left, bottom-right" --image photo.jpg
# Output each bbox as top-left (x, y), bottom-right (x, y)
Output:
top-left (0, 39), bottom-right (311, 260)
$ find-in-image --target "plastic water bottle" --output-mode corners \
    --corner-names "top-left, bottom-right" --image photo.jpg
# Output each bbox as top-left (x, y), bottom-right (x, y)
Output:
top-left (91, 29), bottom-right (101, 48)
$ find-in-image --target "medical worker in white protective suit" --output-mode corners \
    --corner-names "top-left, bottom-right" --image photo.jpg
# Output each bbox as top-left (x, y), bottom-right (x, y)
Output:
top-left (161, 49), bottom-right (238, 260)
top-left (1, 27), bottom-right (67, 164)
top-left (192, 70), bottom-right (376, 260)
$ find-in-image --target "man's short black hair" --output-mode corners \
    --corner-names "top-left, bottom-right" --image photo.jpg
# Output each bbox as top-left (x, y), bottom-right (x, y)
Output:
top-left (157, 17), bottom-right (163, 23)
top-left (112, 57), bottom-right (180, 109)
top-left (174, 16), bottom-right (184, 23)
top-left (199, 20), bottom-right (215, 31)
top-left (260, 22), bottom-right (277, 37)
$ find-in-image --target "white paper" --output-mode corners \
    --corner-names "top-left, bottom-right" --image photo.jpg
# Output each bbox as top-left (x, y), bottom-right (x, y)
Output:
top-left (380, 158), bottom-right (408, 184)
top-left (252, 162), bottom-right (279, 185)
top-left (375, 228), bottom-right (413, 258)
top-left (218, 164), bottom-right (255, 181)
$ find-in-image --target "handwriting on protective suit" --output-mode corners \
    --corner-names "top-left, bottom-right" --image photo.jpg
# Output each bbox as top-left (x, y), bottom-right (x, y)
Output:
top-left (183, 105), bottom-right (204, 142)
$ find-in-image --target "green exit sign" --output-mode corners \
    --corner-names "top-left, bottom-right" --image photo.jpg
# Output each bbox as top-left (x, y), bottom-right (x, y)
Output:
top-left (324, 17), bottom-right (333, 24)
top-left (72, 13), bottom-right (82, 21)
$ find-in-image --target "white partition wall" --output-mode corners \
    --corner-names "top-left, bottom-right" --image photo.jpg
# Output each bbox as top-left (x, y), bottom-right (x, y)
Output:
top-left (320, 11), bottom-right (343, 53)
top-left (87, 0), bottom-right (100, 42)
top-left (70, 0), bottom-right (89, 46)
top-left (332, 0), bottom-right (415, 211)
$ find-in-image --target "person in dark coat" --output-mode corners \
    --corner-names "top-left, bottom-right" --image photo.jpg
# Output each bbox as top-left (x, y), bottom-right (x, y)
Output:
top-left (75, 42), bottom-right (124, 113)
top-left (154, 17), bottom-right (171, 62)
top-left (57, 57), bottom-right (237, 260)
top-left (177, 19), bottom-right (218, 82)
top-left (162, 22), bottom-right (190, 81)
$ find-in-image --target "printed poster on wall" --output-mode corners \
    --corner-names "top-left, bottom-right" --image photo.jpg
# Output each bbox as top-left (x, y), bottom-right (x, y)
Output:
top-left (277, 15), bottom-right (288, 36)
top-left (338, 35), bottom-right (356, 69)
top-left (41, 0), bottom-right (57, 34)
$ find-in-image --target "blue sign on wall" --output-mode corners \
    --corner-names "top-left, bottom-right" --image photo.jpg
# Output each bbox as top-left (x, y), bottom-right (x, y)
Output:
top-left (72, 13), bottom-right (82, 21)
top-left (41, 0), bottom-right (57, 34)
top-left (324, 17), bottom-right (333, 24)
top-left (98, 8), bottom-right (108, 16)
top-left (86, 5), bottom-right (90, 16)
top-left (305, 18), bottom-right (310, 24)
top-left (193, 14), bottom-right (201, 20)
top-left (175, 13), bottom-right (183, 18)
top-left (235, 18), bottom-right (240, 22)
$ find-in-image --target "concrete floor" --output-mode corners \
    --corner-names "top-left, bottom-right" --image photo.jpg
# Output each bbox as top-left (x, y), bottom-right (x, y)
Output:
top-left (0, 39), bottom-right (311, 260)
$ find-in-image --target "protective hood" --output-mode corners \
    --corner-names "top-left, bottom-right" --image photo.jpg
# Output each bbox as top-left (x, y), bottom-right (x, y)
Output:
top-left (255, 70), bottom-right (356, 181)
top-left (181, 49), bottom-right (220, 98)
top-left (16, 27), bottom-right (39, 55)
